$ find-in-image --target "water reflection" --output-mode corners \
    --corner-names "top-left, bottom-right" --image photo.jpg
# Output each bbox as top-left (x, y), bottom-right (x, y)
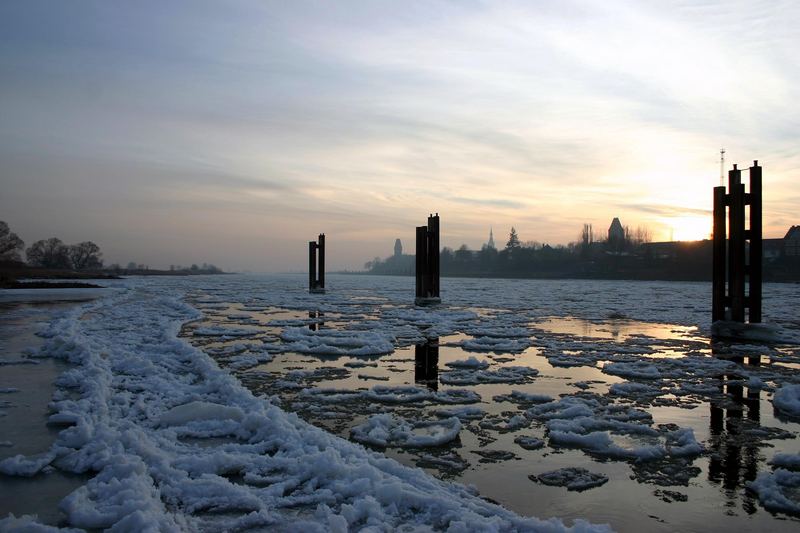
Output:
top-left (308, 310), bottom-right (324, 331)
top-left (533, 316), bottom-right (700, 341)
top-left (414, 338), bottom-right (439, 392)
top-left (708, 350), bottom-right (762, 514)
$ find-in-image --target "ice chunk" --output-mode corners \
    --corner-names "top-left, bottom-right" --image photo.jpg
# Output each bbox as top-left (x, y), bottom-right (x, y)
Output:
top-left (363, 385), bottom-right (432, 404)
top-left (441, 366), bottom-right (538, 385)
top-left (350, 414), bottom-right (461, 448)
top-left (446, 356), bottom-right (490, 370)
top-left (158, 401), bottom-right (245, 427)
top-left (0, 450), bottom-right (56, 476)
top-left (514, 436), bottom-right (545, 450)
top-left (434, 406), bottom-right (486, 421)
top-left (494, 390), bottom-right (554, 405)
top-left (280, 327), bottom-right (395, 356)
top-left (609, 382), bottom-right (661, 397)
top-left (773, 384), bottom-right (800, 418)
top-left (532, 467), bottom-right (609, 491)
top-left (0, 514), bottom-right (83, 532)
top-left (770, 453), bottom-right (800, 470)
top-left (462, 337), bottom-right (533, 353)
top-left (603, 361), bottom-right (661, 379)
top-left (748, 468), bottom-right (800, 515)
top-left (433, 389), bottom-right (482, 405)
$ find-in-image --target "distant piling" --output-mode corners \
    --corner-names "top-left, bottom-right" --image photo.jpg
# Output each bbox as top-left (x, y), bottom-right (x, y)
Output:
top-left (415, 214), bottom-right (440, 306)
top-left (309, 233), bottom-right (326, 294)
top-left (712, 161), bottom-right (762, 326)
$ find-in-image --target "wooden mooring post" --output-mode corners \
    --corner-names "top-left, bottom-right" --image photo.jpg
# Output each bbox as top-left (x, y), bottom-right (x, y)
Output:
top-left (415, 214), bottom-right (440, 305)
top-left (308, 233), bottom-right (326, 294)
top-left (712, 161), bottom-right (762, 325)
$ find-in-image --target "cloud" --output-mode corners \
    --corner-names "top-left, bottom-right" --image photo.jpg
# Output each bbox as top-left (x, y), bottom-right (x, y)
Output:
top-left (1, 0), bottom-right (798, 269)
top-left (615, 204), bottom-right (712, 218)
top-left (447, 196), bottom-right (526, 209)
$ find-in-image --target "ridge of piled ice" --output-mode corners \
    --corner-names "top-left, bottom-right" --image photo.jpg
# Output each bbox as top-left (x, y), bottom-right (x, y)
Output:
top-left (0, 287), bottom-right (609, 531)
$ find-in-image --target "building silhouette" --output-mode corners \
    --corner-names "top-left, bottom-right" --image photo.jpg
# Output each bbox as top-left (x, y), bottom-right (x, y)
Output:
top-left (486, 228), bottom-right (496, 250)
top-left (608, 217), bottom-right (625, 245)
top-left (785, 225), bottom-right (800, 256)
top-left (394, 238), bottom-right (403, 258)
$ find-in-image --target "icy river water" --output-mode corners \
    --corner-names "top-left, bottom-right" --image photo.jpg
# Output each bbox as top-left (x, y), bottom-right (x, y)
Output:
top-left (1, 273), bottom-right (799, 532)
top-left (178, 274), bottom-right (800, 532)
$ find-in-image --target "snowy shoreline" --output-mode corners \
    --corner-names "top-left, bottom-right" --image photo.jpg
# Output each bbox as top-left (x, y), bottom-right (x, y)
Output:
top-left (0, 285), bottom-right (610, 531)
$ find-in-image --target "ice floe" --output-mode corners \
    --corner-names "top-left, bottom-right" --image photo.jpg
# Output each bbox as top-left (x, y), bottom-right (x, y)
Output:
top-left (748, 468), bottom-right (800, 515)
top-left (532, 467), bottom-right (609, 491)
top-left (446, 356), bottom-right (491, 369)
top-left (350, 414), bottom-right (461, 448)
top-left (440, 366), bottom-right (539, 385)
top-left (279, 327), bottom-right (395, 356)
top-left (773, 384), bottom-right (800, 418)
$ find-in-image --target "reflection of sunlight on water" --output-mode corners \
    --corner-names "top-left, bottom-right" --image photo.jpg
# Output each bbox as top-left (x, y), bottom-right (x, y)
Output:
top-left (532, 316), bottom-right (701, 342)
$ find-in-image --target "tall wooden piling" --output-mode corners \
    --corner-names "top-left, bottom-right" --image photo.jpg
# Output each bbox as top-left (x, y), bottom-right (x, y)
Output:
top-left (748, 162), bottom-right (762, 323)
top-left (711, 161), bottom-right (762, 328)
top-left (728, 165), bottom-right (745, 322)
top-left (309, 233), bottom-right (326, 293)
top-left (712, 186), bottom-right (726, 322)
top-left (415, 214), bottom-right (441, 305)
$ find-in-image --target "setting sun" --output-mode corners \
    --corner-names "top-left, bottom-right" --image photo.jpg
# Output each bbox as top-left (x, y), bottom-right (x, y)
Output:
top-left (665, 215), bottom-right (712, 241)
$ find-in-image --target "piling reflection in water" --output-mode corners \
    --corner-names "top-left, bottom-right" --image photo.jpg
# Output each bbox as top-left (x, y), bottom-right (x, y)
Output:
top-left (708, 349), bottom-right (762, 514)
top-left (308, 310), bottom-right (324, 331)
top-left (415, 338), bottom-right (439, 391)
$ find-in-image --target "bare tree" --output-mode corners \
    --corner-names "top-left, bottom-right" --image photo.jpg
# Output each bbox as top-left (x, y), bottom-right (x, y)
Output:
top-left (579, 223), bottom-right (594, 257)
top-left (68, 241), bottom-right (103, 270)
top-left (26, 238), bottom-right (71, 269)
top-left (0, 221), bottom-right (24, 261)
top-left (634, 225), bottom-right (652, 244)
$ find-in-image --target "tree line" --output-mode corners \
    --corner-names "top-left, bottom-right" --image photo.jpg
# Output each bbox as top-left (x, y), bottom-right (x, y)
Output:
top-left (1, 221), bottom-right (103, 270)
top-left (1, 220), bottom-right (222, 274)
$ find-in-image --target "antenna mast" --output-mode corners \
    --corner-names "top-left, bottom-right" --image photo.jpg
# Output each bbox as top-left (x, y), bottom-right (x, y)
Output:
top-left (719, 148), bottom-right (725, 186)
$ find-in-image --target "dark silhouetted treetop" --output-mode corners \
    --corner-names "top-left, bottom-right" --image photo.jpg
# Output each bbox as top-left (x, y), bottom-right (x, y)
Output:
top-left (506, 227), bottom-right (521, 251)
top-left (26, 237), bottom-right (71, 269)
top-left (0, 221), bottom-right (24, 261)
top-left (68, 241), bottom-right (103, 270)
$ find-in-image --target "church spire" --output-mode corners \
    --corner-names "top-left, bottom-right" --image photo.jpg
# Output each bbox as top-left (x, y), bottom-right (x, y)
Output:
top-left (487, 227), bottom-right (496, 250)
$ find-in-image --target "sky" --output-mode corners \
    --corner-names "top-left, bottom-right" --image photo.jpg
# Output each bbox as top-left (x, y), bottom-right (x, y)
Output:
top-left (1, 0), bottom-right (798, 272)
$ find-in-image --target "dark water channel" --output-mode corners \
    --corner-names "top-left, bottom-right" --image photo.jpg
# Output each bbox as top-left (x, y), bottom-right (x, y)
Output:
top-left (0, 302), bottom-right (91, 526)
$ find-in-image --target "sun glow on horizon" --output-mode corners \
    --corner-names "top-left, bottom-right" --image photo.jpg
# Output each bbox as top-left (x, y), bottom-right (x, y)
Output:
top-left (663, 215), bottom-right (712, 242)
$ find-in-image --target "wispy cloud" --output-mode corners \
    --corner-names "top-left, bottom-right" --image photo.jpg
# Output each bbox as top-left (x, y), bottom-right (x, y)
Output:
top-left (1, 0), bottom-right (797, 269)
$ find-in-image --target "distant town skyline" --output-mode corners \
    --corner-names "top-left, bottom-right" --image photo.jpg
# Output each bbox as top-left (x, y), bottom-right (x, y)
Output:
top-left (1, 1), bottom-right (798, 272)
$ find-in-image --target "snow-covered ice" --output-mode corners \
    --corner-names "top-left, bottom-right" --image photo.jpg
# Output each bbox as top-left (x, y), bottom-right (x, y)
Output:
top-left (0, 284), bottom-right (610, 531)
top-left (3, 273), bottom-right (800, 530)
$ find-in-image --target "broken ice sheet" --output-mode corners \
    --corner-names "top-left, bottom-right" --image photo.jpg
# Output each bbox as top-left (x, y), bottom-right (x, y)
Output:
top-left (532, 467), bottom-right (609, 491)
